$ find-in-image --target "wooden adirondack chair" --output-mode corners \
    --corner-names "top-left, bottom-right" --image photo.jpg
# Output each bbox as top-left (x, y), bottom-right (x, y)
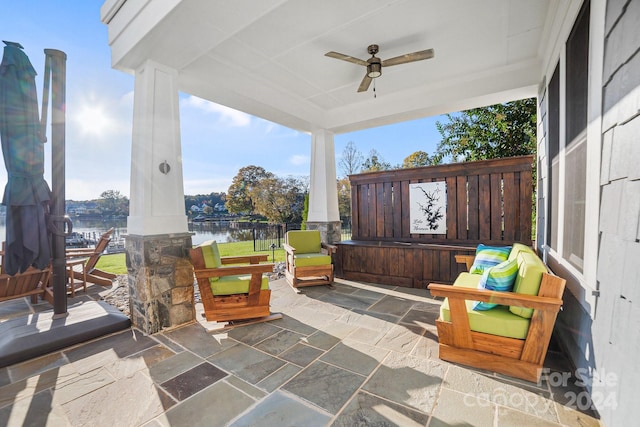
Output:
top-left (190, 240), bottom-right (282, 326)
top-left (66, 228), bottom-right (117, 291)
top-left (0, 266), bottom-right (51, 304)
top-left (283, 230), bottom-right (336, 290)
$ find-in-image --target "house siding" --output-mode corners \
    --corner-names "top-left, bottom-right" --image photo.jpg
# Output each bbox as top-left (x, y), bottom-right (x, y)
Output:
top-left (555, 0), bottom-right (640, 424)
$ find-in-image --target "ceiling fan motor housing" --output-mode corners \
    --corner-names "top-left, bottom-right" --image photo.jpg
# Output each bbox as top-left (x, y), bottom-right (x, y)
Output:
top-left (367, 59), bottom-right (382, 78)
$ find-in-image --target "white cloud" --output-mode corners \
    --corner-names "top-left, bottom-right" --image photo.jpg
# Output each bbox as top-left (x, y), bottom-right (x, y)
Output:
top-left (289, 154), bottom-right (309, 166)
top-left (181, 96), bottom-right (251, 127)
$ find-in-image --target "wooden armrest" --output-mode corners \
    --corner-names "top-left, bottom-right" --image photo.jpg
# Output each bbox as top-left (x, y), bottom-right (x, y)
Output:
top-left (194, 263), bottom-right (274, 278)
top-left (67, 258), bottom-right (87, 267)
top-left (454, 254), bottom-right (475, 271)
top-left (427, 283), bottom-right (563, 312)
top-left (321, 242), bottom-right (337, 254)
top-left (221, 254), bottom-right (268, 265)
top-left (283, 243), bottom-right (295, 254)
top-left (66, 249), bottom-right (97, 258)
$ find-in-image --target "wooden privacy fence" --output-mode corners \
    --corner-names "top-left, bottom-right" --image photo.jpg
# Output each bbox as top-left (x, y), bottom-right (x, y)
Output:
top-left (334, 156), bottom-right (534, 288)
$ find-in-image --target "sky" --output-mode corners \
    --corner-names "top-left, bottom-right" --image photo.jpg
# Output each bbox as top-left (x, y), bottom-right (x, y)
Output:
top-left (1, 1), bottom-right (445, 201)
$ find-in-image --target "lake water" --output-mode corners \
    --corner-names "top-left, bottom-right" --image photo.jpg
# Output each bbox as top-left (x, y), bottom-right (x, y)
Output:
top-left (0, 217), bottom-right (247, 247)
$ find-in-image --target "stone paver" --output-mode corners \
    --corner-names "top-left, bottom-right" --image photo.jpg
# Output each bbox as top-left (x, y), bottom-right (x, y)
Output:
top-left (333, 390), bottom-right (429, 427)
top-left (0, 278), bottom-right (602, 427)
top-left (229, 391), bottom-right (332, 427)
top-left (320, 339), bottom-right (388, 376)
top-left (363, 352), bottom-right (447, 413)
top-left (157, 381), bottom-right (255, 427)
top-left (207, 342), bottom-right (286, 384)
top-left (283, 360), bottom-right (366, 414)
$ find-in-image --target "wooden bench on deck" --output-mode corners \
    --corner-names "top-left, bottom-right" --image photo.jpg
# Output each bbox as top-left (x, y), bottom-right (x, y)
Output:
top-left (427, 243), bottom-right (566, 383)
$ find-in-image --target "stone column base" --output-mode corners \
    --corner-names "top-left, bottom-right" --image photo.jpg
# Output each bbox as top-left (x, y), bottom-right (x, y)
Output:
top-left (126, 233), bottom-right (195, 334)
top-left (305, 221), bottom-right (341, 244)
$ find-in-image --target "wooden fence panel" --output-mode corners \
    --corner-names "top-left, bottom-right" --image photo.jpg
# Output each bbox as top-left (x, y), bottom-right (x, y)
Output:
top-left (340, 156), bottom-right (534, 287)
top-left (348, 156), bottom-right (533, 245)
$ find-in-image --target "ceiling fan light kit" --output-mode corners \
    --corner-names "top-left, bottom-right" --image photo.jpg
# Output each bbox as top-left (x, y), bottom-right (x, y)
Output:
top-left (325, 43), bottom-right (435, 93)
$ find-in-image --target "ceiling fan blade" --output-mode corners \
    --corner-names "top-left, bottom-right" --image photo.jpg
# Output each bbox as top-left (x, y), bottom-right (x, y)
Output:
top-left (357, 74), bottom-right (372, 92)
top-left (325, 51), bottom-right (368, 67)
top-left (382, 48), bottom-right (435, 67)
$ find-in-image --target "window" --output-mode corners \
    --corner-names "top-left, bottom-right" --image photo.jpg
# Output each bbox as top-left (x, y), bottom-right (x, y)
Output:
top-left (547, 65), bottom-right (560, 250)
top-left (546, 0), bottom-right (589, 273)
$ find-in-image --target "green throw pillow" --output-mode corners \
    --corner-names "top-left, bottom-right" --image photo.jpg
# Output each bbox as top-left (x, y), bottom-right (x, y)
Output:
top-left (473, 258), bottom-right (519, 310)
top-left (469, 244), bottom-right (512, 274)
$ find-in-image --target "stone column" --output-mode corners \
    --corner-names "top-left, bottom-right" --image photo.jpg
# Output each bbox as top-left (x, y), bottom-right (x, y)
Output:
top-left (307, 129), bottom-right (341, 243)
top-left (127, 60), bottom-right (194, 333)
top-left (126, 234), bottom-right (194, 334)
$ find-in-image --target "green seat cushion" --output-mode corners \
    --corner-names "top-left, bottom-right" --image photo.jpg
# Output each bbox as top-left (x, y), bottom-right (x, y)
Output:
top-left (507, 242), bottom-right (535, 262)
top-left (209, 275), bottom-right (269, 296)
top-left (199, 240), bottom-right (222, 282)
top-left (473, 257), bottom-right (519, 310)
top-left (287, 230), bottom-right (322, 254)
top-left (440, 272), bottom-right (530, 339)
top-left (469, 244), bottom-right (512, 274)
top-left (294, 253), bottom-right (332, 267)
top-left (509, 251), bottom-right (547, 319)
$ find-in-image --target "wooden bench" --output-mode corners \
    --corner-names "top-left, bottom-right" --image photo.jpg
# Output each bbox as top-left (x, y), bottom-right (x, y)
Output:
top-left (427, 243), bottom-right (566, 382)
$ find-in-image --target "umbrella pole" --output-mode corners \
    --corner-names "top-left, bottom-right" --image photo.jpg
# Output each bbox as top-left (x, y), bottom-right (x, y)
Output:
top-left (44, 49), bottom-right (68, 317)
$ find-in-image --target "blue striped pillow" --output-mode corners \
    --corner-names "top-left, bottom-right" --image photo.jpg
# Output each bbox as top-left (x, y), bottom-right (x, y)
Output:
top-left (469, 244), bottom-right (512, 274)
top-left (473, 258), bottom-right (519, 310)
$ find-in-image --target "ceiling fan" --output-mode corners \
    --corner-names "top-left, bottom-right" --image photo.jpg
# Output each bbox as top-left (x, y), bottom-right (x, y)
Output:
top-left (325, 44), bottom-right (435, 93)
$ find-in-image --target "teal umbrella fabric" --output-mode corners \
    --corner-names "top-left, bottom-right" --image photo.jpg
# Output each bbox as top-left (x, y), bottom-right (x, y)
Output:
top-left (0, 41), bottom-right (51, 275)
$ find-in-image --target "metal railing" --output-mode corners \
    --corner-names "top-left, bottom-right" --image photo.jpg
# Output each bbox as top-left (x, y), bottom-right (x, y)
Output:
top-left (252, 221), bottom-right (351, 252)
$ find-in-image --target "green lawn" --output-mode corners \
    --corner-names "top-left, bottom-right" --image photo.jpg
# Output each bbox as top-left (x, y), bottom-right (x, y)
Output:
top-left (94, 241), bottom-right (285, 274)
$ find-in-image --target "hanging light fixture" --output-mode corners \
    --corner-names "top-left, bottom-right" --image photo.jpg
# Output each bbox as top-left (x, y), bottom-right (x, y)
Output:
top-left (367, 60), bottom-right (382, 78)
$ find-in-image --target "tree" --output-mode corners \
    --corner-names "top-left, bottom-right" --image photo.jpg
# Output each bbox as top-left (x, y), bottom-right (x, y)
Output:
top-left (226, 166), bottom-right (273, 215)
top-left (250, 176), bottom-right (306, 223)
top-left (433, 98), bottom-right (537, 163)
top-left (339, 141), bottom-right (363, 177)
top-left (362, 149), bottom-right (391, 172)
top-left (402, 151), bottom-right (438, 168)
top-left (98, 190), bottom-right (128, 216)
top-left (337, 177), bottom-right (351, 220)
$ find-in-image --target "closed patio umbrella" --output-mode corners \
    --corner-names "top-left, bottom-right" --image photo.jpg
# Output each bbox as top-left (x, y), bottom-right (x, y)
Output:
top-left (0, 41), bottom-right (51, 275)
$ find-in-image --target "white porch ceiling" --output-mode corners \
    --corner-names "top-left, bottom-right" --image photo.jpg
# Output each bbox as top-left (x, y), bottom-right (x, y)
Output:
top-left (101, 0), bottom-right (562, 134)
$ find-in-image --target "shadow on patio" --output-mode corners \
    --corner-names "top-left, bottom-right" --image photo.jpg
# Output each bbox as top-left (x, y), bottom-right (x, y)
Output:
top-left (0, 277), bottom-right (600, 426)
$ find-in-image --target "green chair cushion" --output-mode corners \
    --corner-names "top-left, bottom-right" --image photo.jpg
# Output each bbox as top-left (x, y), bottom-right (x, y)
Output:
top-left (440, 272), bottom-right (530, 339)
top-left (287, 230), bottom-right (322, 254)
top-left (199, 240), bottom-right (222, 282)
top-left (469, 244), bottom-right (512, 274)
top-left (294, 253), bottom-right (332, 267)
top-left (473, 258), bottom-right (519, 310)
top-left (209, 275), bottom-right (269, 296)
top-left (509, 251), bottom-right (547, 319)
top-left (507, 242), bottom-right (535, 262)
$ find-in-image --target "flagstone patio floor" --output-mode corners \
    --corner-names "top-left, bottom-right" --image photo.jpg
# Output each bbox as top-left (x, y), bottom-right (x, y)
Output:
top-left (0, 277), bottom-right (602, 426)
